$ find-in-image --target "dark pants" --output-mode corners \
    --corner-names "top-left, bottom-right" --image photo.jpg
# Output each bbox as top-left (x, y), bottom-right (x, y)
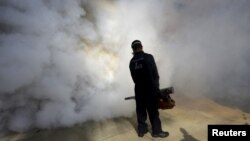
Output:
top-left (135, 87), bottom-right (162, 134)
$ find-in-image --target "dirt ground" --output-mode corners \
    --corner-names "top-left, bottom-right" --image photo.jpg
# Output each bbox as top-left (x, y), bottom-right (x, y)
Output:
top-left (1, 94), bottom-right (249, 141)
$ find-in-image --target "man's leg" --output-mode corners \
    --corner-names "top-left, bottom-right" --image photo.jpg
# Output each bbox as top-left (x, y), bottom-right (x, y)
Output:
top-left (147, 98), bottom-right (169, 138)
top-left (147, 99), bottom-right (162, 134)
top-left (135, 99), bottom-right (148, 136)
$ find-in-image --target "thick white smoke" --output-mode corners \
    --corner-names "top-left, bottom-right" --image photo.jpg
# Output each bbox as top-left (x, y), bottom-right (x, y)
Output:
top-left (0, 0), bottom-right (249, 133)
top-left (0, 0), bottom-right (136, 132)
top-left (167, 0), bottom-right (250, 112)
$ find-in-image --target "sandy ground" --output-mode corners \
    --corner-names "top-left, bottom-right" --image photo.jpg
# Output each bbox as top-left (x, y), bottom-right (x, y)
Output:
top-left (1, 94), bottom-right (249, 141)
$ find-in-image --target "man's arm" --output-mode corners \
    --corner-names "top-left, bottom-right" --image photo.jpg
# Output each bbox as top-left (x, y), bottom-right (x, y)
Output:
top-left (129, 60), bottom-right (136, 84)
top-left (149, 55), bottom-right (160, 89)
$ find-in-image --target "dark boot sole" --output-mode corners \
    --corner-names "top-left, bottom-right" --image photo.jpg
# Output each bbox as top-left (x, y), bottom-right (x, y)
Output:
top-left (152, 132), bottom-right (169, 138)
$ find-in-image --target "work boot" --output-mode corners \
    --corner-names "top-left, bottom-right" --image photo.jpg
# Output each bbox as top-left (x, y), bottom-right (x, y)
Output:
top-left (152, 131), bottom-right (169, 138)
top-left (138, 129), bottom-right (148, 137)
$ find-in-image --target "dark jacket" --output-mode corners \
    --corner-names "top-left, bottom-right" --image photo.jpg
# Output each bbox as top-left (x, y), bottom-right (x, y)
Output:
top-left (129, 51), bottom-right (160, 98)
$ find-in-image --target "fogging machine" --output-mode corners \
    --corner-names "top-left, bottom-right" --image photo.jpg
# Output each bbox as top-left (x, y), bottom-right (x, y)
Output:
top-left (125, 86), bottom-right (175, 109)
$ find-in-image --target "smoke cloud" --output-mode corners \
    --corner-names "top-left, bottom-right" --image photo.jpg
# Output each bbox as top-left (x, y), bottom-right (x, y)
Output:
top-left (0, 0), bottom-right (249, 133)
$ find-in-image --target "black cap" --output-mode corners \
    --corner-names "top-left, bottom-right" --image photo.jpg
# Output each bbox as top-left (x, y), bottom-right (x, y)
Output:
top-left (131, 40), bottom-right (142, 49)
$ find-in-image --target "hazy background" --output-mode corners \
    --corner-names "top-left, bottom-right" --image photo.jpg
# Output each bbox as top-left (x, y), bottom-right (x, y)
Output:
top-left (0, 0), bottom-right (249, 133)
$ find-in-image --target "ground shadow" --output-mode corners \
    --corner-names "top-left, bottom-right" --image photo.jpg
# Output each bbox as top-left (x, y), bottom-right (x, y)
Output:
top-left (180, 128), bottom-right (200, 141)
top-left (242, 113), bottom-right (249, 125)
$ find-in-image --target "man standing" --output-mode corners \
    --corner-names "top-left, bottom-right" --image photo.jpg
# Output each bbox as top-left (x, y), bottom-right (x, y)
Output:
top-left (129, 40), bottom-right (169, 138)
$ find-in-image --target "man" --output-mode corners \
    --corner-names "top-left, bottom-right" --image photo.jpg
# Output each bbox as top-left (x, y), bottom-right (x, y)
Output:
top-left (129, 40), bottom-right (169, 138)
